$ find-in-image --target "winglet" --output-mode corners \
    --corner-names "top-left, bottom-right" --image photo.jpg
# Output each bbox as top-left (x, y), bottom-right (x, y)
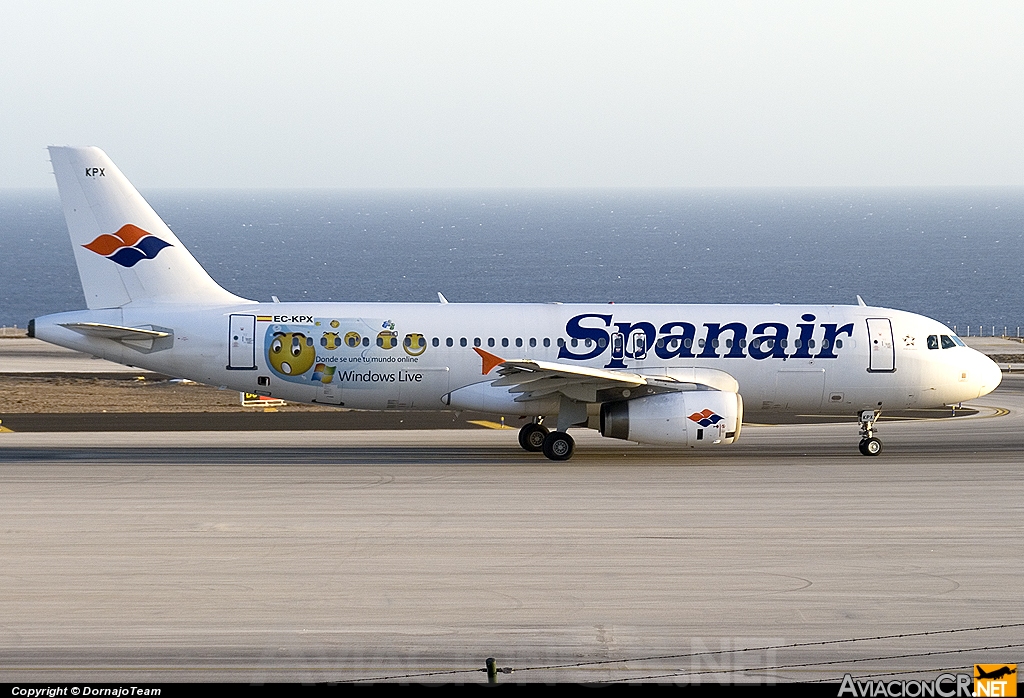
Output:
top-left (473, 347), bottom-right (506, 375)
top-left (437, 292), bottom-right (449, 304)
top-left (856, 295), bottom-right (867, 307)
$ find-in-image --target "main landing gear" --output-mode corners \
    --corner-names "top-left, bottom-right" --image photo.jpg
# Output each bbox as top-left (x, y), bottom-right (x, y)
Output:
top-left (858, 409), bottom-right (882, 456)
top-left (542, 431), bottom-right (575, 461)
top-left (518, 421), bottom-right (575, 461)
top-left (518, 422), bottom-right (548, 452)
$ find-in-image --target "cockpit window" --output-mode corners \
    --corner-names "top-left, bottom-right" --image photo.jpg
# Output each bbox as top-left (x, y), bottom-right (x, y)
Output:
top-left (940, 335), bottom-right (956, 349)
top-left (927, 335), bottom-right (939, 350)
top-left (951, 335), bottom-right (966, 347)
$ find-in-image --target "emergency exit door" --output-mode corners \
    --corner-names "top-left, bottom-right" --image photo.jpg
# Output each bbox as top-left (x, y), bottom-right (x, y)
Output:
top-left (228, 314), bottom-right (257, 369)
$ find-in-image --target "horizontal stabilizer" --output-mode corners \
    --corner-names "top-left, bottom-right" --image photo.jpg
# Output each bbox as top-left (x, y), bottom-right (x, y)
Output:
top-left (60, 322), bottom-right (170, 340)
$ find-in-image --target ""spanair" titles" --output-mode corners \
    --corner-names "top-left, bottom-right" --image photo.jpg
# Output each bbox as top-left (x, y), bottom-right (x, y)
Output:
top-left (558, 313), bottom-right (855, 369)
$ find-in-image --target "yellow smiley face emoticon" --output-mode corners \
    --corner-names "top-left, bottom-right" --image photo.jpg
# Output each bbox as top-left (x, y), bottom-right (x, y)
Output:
top-left (268, 332), bottom-right (316, 375)
top-left (403, 333), bottom-right (427, 356)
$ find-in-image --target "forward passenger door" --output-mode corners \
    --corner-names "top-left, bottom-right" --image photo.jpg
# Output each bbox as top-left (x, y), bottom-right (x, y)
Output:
top-left (866, 318), bottom-right (895, 372)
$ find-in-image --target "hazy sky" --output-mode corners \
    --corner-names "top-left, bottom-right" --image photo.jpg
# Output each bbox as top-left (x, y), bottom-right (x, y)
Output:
top-left (2, 1), bottom-right (1023, 187)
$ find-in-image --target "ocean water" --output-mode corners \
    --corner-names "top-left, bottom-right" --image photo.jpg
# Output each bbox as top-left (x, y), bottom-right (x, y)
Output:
top-left (1, 188), bottom-right (1023, 332)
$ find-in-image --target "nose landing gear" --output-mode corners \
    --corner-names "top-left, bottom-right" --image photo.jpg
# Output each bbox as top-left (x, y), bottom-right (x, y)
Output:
top-left (858, 409), bottom-right (882, 456)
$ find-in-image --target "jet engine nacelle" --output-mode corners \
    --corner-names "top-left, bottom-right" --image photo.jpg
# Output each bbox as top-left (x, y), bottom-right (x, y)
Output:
top-left (600, 391), bottom-right (743, 446)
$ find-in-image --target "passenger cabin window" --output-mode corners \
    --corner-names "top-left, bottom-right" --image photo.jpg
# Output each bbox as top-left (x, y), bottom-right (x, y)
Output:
top-left (927, 335), bottom-right (939, 350)
top-left (460, 338), bottom-right (468, 347)
top-left (544, 338), bottom-right (552, 347)
top-left (446, 337), bottom-right (454, 347)
top-left (432, 337), bottom-right (439, 347)
top-left (516, 338), bottom-right (523, 348)
top-left (529, 338), bottom-right (536, 348)
top-left (940, 335), bottom-right (956, 349)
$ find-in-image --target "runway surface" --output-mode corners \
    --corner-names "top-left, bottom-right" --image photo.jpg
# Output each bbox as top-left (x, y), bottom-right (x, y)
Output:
top-left (0, 379), bottom-right (1022, 683)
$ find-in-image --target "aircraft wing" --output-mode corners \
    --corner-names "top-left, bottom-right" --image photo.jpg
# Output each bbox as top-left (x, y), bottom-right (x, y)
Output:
top-left (478, 349), bottom-right (703, 404)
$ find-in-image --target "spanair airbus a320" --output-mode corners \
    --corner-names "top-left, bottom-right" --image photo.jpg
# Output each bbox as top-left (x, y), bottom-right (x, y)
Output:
top-left (28, 147), bottom-right (1002, 460)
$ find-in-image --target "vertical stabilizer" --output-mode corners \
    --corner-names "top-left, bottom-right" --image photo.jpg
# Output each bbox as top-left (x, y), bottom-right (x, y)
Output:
top-left (48, 146), bottom-right (249, 309)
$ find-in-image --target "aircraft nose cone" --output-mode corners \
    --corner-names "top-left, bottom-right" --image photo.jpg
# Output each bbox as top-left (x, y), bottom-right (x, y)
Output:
top-left (974, 352), bottom-right (1002, 398)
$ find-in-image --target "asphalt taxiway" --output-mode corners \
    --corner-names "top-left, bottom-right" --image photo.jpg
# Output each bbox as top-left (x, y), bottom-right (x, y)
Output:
top-left (0, 380), bottom-right (1021, 683)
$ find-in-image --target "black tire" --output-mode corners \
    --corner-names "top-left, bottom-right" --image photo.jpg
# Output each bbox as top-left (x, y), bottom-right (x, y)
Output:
top-left (858, 437), bottom-right (882, 456)
top-left (542, 431), bottom-right (575, 461)
top-left (518, 423), bottom-right (549, 452)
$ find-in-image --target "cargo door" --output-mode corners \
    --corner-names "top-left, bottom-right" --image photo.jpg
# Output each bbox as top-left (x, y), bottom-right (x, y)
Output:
top-left (775, 369), bottom-right (826, 411)
top-left (227, 314), bottom-right (256, 370)
top-left (866, 318), bottom-right (895, 372)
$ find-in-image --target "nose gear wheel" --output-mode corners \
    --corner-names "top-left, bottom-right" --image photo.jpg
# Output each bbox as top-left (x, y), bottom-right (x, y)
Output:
top-left (857, 410), bottom-right (882, 456)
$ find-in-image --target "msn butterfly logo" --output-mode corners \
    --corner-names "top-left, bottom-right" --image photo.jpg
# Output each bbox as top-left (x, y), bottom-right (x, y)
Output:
top-left (82, 224), bottom-right (172, 267)
top-left (688, 409), bottom-right (725, 427)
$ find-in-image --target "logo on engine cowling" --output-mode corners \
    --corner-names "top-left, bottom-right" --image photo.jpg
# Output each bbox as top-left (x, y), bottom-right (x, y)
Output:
top-left (688, 409), bottom-right (724, 427)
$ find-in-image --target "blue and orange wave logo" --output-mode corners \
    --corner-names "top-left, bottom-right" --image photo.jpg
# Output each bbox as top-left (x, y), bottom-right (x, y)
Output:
top-left (688, 409), bottom-right (724, 427)
top-left (82, 224), bottom-right (172, 267)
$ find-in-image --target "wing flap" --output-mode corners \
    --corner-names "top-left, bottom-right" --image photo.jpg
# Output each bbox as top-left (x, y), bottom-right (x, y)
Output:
top-left (497, 359), bottom-right (648, 386)
top-left (492, 357), bottom-right (661, 405)
top-left (481, 350), bottom-right (736, 406)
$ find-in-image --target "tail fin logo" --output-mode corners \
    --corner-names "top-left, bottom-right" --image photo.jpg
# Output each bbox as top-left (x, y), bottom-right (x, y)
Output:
top-left (82, 224), bottom-right (172, 268)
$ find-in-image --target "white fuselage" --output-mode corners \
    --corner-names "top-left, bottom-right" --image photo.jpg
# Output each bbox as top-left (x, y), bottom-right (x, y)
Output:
top-left (33, 146), bottom-right (1005, 459)
top-left (33, 300), bottom-right (1001, 420)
